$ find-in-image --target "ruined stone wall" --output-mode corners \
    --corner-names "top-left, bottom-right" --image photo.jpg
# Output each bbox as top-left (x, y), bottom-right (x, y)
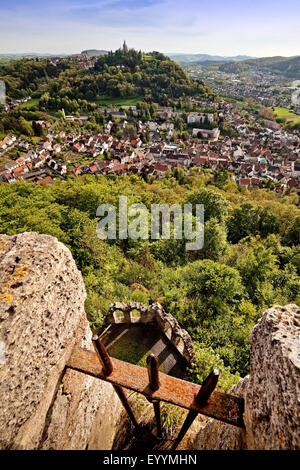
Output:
top-left (0, 232), bottom-right (122, 450)
top-left (192, 304), bottom-right (300, 450)
top-left (105, 302), bottom-right (195, 363)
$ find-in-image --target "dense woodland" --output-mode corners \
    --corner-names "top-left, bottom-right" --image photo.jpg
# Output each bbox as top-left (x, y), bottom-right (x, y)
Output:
top-left (92, 49), bottom-right (208, 102)
top-left (0, 173), bottom-right (299, 390)
top-left (0, 59), bottom-right (71, 100)
top-left (0, 49), bottom-right (211, 104)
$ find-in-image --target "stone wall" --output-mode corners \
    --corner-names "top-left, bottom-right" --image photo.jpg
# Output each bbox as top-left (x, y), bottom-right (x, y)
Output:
top-left (0, 232), bottom-right (122, 450)
top-left (192, 304), bottom-right (300, 450)
top-left (105, 302), bottom-right (195, 363)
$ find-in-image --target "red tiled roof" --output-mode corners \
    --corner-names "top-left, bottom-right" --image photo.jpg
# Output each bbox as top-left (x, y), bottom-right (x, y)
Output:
top-left (154, 163), bottom-right (168, 172)
top-left (239, 178), bottom-right (250, 186)
top-left (194, 157), bottom-right (207, 165)
top-left (38, 176), bottom-right (53, 185)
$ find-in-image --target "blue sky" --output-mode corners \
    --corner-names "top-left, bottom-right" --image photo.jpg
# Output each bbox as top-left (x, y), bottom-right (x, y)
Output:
top-left (0, 0), bottom-right (299, 56)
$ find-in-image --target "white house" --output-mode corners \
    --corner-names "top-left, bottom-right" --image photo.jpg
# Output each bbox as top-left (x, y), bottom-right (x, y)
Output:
top-left (187, 112), bottom-right (214, 125)
top-left (192, 128), bottom-right (220, 141)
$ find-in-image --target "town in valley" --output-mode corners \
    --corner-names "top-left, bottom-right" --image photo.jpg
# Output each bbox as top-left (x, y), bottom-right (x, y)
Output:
top-left (0, 47), bottom-right (299, 193)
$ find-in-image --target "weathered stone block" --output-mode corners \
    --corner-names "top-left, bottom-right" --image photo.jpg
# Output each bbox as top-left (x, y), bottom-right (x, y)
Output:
top-left (0, 233), bottom-right (122, 450)
top-left (192, 304), bottom-right (300, 450)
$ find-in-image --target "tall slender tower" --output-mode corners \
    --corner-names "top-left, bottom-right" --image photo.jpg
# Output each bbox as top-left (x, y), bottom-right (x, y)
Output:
top-left (123, 40), bottom-right (128, 52)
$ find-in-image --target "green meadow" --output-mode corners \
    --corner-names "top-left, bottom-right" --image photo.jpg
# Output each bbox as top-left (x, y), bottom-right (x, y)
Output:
top-left (90, 96), bottom-right (143, 107)
top-left (19, 98), bottom-right (40, 109)
top-left (274, 106), bottom-right (300, 123)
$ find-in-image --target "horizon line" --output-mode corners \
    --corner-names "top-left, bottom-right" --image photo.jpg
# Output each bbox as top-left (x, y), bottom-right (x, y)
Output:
top-left (1, 50), bottom-right (299, 59)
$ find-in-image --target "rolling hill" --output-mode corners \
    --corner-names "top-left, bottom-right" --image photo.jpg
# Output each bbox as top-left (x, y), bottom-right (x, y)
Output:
top-left (217, 56), bottom-right (300, 79)
top-left (0, 47), bottom-right (213, 104)
top-left (167, 53), bottom-right (254, 65)
top-left (81, 49), bottom-right (108, 57)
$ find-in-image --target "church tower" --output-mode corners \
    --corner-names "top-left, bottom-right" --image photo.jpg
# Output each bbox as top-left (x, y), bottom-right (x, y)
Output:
top-left (123, 40), bottom-right (128, 52)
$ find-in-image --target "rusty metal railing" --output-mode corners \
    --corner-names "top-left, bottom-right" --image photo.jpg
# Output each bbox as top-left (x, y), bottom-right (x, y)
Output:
top-left (66, 336), bottom-right (245, 449)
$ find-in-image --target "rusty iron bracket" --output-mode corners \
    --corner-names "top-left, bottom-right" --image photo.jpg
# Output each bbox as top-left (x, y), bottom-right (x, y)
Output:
top-left (171, 369), bottom-right (220, 450)
top-left (66, 345), bottom-right (245, 429)
top-left (146, 354), bottom-right (163, 438)
top-left (92, 335), bottom-right (140, 431)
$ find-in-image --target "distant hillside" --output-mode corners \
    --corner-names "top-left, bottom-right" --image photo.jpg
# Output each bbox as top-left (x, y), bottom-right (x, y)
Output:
top-left (0, 48), bottom-right (213, 104)
top-left (167, 53), bottom-right (254, 65)
top-left (0, 53), bottom-right (60, 61)
top-left (0, 58), bottom-right (71, 100)
top-left (89, 49), bottom-right (212, 103)
top-left (81, 49), bottom-right (108, 57)
top-left (218, 56), bottom-right (300, 79)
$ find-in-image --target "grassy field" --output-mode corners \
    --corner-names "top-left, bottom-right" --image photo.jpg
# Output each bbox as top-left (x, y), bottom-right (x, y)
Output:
top-left (19, 98), bottom-right (40, 109)
top-left (63, 151), bottom-right (97, 168)
top-left (274, 106), bottom-right (300, 123)
top-left (90, 96), bottom-right (143, 106)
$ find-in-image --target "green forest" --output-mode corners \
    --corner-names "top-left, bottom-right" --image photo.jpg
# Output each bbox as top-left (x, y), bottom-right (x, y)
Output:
top-left (0, 49), bottom-right (210, 105)
top-left (0, 173), bottom-right (299, 391)
top-left (0, 48), bottom-right (213, 138)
